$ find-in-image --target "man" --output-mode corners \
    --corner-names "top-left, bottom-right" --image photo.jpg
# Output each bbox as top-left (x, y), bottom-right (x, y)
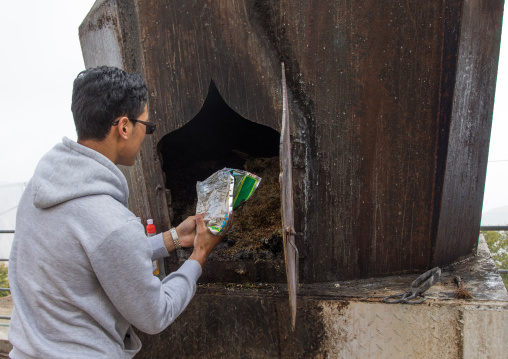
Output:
top-left (8, 66), bottom-right (223, 358)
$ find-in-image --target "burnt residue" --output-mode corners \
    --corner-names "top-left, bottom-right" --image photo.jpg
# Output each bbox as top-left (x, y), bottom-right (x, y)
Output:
top-left (81, 1), bottom-right (119, 33)
top-left (251, 1), bottom-right (317, 277)
top-left (136, 292), bottom-right (281, 358)
top-left (336, 300), bottom-right (350, 315)
top-left (78, 1), bottom-right (123, 59)
top-left (250, 0), bottom-right (318, 165)
top-left (134, 289), bottom-right (328, 358)
top-left (277, 296), bottom-right (328, 358)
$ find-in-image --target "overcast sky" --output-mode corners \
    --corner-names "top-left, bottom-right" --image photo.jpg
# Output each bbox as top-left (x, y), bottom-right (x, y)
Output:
top-left (0, 0), bottom-right (95, 183)
top-left (0, 1), bottom-right (506, 215)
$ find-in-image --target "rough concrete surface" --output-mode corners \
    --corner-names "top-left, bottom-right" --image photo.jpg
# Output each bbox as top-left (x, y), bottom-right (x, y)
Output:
top-left (318, 300), bottom-right (507, 359)
top-left (462, 305), bottom-right (508, 359)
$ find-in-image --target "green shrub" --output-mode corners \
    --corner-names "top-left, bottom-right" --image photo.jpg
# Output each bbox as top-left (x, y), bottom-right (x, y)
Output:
top-left (0, 263), bottom-right (8, 298)
top-left (481, 231), bottom-right (508, 289)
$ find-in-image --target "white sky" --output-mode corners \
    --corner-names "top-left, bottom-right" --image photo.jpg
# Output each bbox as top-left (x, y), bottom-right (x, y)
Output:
top-left (0, 1), bottom-right (95, 183)
top-left (0, 1), bottom-right (506, 215)
top-left (484, 9), bottom-right (508, 213)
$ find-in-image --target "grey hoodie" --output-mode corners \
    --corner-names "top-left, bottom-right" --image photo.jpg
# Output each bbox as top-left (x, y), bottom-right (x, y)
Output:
top-left (8, 137), bottom-right (202, 358)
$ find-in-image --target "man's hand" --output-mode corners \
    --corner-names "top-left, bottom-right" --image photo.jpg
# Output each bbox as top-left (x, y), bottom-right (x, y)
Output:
top-left (176, 216), bottom-right (197, 248)
top-left (189, 214), bottom-right (224, 268)
top-left (161, 216), bottom-right (196, 252)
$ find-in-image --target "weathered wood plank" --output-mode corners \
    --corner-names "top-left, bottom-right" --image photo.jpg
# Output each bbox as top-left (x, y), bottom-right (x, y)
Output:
top-left (433, 0), bottom-right (503, 266)
top-left (273, 0), bottom-right (450, 280)
top-left (280, 62), bottom-right (298, 329)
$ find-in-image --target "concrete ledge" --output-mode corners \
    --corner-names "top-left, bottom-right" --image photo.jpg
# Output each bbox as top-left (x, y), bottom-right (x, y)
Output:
top-left (319, 299), bottom-right (507, 358)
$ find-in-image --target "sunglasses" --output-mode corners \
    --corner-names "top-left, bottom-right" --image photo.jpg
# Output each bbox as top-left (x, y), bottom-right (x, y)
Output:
top-left (112, 118), bottom-right (156, 135)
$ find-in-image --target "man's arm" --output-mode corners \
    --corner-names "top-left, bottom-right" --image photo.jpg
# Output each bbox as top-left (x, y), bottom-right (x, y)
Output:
top-left (149, 216), bottom-right (197, 260)
top-left (89, 221), bottom-right (199, 335)
top-left (90, 215), bottom-right (224, 335)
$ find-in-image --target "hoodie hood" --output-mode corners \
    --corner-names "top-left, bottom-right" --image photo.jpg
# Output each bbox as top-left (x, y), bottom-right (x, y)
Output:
top-left (32, 137), bottom-right (129, 209)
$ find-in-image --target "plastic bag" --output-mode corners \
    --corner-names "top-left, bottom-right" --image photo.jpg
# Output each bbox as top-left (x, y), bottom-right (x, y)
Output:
top-left (196, 168), bottom-right (261, 235)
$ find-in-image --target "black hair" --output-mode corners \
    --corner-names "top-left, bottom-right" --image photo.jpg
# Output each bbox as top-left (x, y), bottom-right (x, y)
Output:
top-left (71, 66), bottom-right (148, 141)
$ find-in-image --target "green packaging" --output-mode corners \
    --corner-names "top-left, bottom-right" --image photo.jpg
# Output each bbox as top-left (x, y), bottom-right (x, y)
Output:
top-left (195, 168), bottom-right (261, 235)
top-left (230, 169), bottom-right (261, 210)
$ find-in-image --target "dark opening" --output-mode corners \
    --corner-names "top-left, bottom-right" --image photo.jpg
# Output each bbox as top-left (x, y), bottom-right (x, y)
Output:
top-left (158, 81), bottom-right (284, 282)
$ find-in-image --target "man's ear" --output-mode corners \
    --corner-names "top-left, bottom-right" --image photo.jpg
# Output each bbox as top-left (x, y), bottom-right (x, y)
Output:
top-left (115, 116), bottom-right (130, 139)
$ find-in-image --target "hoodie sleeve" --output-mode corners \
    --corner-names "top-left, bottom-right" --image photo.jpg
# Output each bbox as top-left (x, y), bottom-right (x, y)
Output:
top-left (149, 233), bottom-right (170, 261)
top-left (89, 220), bottom-right (202, 335)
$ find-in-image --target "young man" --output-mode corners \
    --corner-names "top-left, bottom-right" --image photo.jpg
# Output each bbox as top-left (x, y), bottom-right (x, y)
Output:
top-left (8, 66), bottom-right (223, 358)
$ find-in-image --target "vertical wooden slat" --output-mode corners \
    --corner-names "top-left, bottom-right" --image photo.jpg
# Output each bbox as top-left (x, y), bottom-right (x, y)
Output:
top-left (280, 62), bottom-right (298, 330)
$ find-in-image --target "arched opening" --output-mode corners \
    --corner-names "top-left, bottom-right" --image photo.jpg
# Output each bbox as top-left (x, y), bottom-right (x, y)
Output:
top-left (158, 81), bottom-right (284, 282)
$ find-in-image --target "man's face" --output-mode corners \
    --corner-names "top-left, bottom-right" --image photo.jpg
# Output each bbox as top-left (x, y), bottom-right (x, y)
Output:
top-left (120, 104), bottom-right (148, 166)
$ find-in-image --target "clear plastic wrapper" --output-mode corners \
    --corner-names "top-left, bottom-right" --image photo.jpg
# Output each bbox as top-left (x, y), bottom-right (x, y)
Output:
top-left (196, 168), bottom-right (261, 235)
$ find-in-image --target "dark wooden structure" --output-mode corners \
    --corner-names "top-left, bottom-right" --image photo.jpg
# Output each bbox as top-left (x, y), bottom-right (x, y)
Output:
top-left (80, 0), bottom-right (502, 282)
top-left (80, 0), bottom-right (503, 356)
